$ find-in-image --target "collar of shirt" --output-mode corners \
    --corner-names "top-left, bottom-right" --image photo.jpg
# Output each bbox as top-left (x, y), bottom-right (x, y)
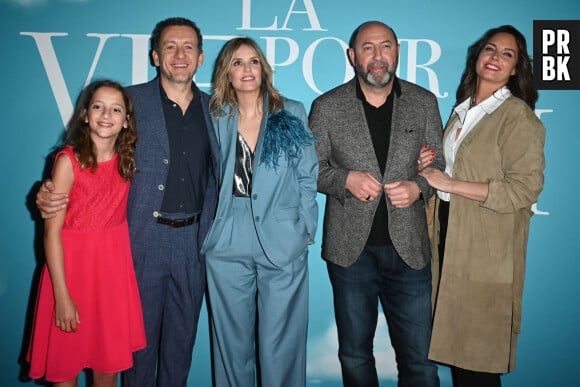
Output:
top-left (159, 81), bottom-right (201, 105)
top-left (438, 86), bottom-right (511, 202)
top-left (454, 86), bottom-right (512, 124)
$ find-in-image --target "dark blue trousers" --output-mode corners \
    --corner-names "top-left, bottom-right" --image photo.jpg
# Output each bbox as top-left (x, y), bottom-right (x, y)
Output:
top-left (327, 244), bottom-right (439, 387)
top-left (124, 219), bottom-right (205, 387)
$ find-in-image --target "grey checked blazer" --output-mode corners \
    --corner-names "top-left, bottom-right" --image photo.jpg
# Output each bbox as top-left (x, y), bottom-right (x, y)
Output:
top-left (309, 78), bottom-right (444, 269)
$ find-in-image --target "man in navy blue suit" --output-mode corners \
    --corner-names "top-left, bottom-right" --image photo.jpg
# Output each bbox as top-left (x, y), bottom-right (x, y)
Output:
top-left (37, 17), bottom-right (219, 387)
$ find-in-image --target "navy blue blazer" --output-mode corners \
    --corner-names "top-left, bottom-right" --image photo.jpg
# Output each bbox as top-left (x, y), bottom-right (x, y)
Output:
top-left (201, 97), bottom-right (318, 267)
top-left (127, 78), bottom-right (220, 262)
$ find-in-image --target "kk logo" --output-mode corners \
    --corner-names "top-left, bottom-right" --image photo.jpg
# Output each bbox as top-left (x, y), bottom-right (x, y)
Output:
top-left (533, 20), bottom-right (580, 90)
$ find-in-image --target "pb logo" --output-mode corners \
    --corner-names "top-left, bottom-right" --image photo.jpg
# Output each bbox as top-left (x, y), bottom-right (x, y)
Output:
top-left (533, 20), bottom-right (580, 90)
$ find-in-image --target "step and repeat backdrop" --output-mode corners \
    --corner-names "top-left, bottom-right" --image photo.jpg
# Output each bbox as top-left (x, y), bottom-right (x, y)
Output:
top-left (1, 0), bottom-right (579, 386)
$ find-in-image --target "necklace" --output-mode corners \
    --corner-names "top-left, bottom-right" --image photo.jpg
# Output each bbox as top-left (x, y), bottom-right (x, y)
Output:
top-left (469, 95), bottom-right (477, 108)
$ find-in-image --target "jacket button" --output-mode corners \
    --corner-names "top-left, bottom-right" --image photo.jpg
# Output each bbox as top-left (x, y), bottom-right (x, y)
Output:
top-left (255, 216), bottom-right (260, 222)
top-left (252, 194), bottom-right (258, 200)
top-left (153, 211), bottom-right (160, 217)
top-left (163, 158), bottom-right (169, 165)
top-left (158, 184), bottom-right (165, 191)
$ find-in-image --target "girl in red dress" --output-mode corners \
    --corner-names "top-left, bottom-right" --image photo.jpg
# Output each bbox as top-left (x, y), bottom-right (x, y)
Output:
top-left (28, 80), bottom-right (146, 386)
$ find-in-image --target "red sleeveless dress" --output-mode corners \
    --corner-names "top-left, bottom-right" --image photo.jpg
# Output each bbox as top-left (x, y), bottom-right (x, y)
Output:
top-left (28, 146), bottom-right (146, 382)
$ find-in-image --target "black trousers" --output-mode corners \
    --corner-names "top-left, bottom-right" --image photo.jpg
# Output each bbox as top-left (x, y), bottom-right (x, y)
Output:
top-left (437, 199), bottom-right (449, 276)
top-left (452, 366), bottom-right (501, 387)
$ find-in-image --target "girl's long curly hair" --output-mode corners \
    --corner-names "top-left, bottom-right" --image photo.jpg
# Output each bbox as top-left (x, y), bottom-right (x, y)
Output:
top-left (66, 79), bottom-right (137, 180)
top-left (456, 25), bottom-right (538, 110)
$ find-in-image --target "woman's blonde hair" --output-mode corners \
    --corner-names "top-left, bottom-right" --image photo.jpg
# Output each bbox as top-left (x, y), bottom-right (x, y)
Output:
top-left (210, 37), bottom-right (284, 117)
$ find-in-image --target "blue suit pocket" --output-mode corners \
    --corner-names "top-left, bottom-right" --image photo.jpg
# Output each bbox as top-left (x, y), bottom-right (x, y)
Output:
top-left (273, 207), bottom-right (306, 243)
top-left (201, 216), bottom-right (235, 256)
top-left (274, 206), bottom-right (299, 221)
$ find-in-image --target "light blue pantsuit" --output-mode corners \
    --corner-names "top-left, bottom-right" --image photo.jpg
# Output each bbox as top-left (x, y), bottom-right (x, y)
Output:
top-left (206, 197), bottom-right (309, 387)
top-left (201, 97), bottom-right (318, 387)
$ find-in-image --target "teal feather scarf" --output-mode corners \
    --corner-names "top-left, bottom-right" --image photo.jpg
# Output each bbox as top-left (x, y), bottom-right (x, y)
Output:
top-left (260, 110), bottom-right (315, 169)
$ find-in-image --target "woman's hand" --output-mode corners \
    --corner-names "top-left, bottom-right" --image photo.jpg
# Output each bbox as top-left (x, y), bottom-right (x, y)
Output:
top-left (418, 144), bottom-right (436, 171)
top-left (418, 167), bottom-right (453, 192)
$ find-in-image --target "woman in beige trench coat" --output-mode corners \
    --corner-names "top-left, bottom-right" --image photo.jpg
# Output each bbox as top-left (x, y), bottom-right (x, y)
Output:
top-left (418, 25), bottom-right (545, 387)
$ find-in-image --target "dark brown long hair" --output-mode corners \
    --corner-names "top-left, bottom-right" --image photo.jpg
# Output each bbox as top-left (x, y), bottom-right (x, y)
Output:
top-left (456, 25), bottom-right (538, 109)
top-left (66, 79), bottom-right (137, 180)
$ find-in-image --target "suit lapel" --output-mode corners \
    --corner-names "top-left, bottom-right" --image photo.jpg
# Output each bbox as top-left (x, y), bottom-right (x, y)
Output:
top-left (250, 97), bottom-right (270, 181)
top-left (345, 81), bottom-right (382, 180)
top-left (385, 86), bottom-right (402, 181)
top-left (216, 111), bottom-right (238, 186)
top-left (384, 83), bottom-right (416, 183)
top-left (146, 80), bottom-right (170, 155)
top-left (200, 94), bottom-right (220, 184)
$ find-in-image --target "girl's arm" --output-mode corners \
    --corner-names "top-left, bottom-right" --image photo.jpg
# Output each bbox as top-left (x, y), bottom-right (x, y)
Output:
top-left (44, 154), bottom-right (79, 332)
top-left (36, 180), bottom-right (69, 219)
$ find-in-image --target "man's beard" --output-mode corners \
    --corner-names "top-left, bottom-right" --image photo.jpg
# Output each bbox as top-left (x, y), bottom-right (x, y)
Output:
top-left (356, 60), bottom-right (395, 88)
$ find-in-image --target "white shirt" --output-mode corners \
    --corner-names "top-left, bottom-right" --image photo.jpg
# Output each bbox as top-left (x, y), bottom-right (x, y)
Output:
top-left (438, 86), bottom-right (511, 201)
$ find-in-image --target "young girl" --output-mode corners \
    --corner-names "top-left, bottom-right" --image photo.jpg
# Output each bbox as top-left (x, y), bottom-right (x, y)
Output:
top-left (28, 80), bottom-right (146, 386)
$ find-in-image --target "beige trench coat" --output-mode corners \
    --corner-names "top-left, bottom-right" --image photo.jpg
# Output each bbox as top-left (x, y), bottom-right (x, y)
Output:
top-left (428, 96), bottom-right (545, 373)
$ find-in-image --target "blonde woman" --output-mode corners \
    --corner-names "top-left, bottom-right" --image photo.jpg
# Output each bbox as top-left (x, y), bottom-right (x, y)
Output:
top-left (201, 37), bottom-right (318, 387)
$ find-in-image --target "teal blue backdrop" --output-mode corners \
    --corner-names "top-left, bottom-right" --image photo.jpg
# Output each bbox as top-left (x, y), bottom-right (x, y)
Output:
top-left (1, 0), bottom-right (579, 386)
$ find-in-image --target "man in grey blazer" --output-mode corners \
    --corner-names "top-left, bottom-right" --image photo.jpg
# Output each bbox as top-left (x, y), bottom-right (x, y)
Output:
top-left (309, 21), bottom-right (444, 387)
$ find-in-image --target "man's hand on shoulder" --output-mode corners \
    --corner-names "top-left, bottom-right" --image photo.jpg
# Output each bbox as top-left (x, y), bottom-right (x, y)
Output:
top-left (36, 180), bottom-right (68, 219)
